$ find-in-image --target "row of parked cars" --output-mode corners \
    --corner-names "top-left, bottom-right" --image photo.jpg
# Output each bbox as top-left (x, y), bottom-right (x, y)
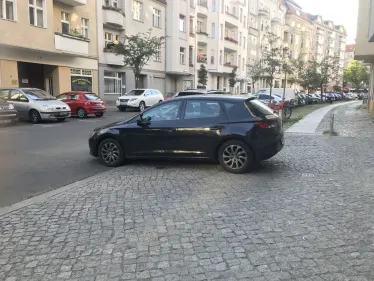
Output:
top-left (0, 88), bottom-right (107, 125)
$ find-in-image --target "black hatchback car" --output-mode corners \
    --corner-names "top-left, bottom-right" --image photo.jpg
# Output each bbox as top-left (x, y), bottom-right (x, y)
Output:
top-left (89, 95), bottom-right (284, 174)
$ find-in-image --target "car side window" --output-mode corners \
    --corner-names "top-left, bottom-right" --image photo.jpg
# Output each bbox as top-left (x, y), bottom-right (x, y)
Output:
top-left (69, 94), bottom-right (79, 100)
top-left (57, 94), bottom-right (68, 101)
top-left (0, 89), bottom-right (9, 101)
top-left (142, 101), bottom-right (182, 122)
top-left (10, 90), bottom-right (28, 102)
top-left (184, 100), bottom-right (223, 120)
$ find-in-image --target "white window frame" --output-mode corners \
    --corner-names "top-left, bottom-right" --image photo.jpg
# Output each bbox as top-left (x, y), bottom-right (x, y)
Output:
top-left (104, 32), bottom-right (113, 49)
top-left (179, 14), bottom-right (186, 32)
top-left (154, 43), bottom-right (161, 62)
top-left (104, 71), bottom-right (122, 95)
top-left (29, 0), bottom-right (46, 28)
top-left (81, 18), bottom-right (89, 38)
top-left (180, 47), bottom-right (186, 64)
top-left (197, 21), bottom-right (203, 33)
top-left (152, 8), bottom-right (161, 28)
top-left (0, 0), bottom-right (16, 21)
top-left (133, 0), bottom-right (143, 21)
top-left (211, 23), bottom-right (215, 38)
top-left (61, 11), bottom-right (70, 35)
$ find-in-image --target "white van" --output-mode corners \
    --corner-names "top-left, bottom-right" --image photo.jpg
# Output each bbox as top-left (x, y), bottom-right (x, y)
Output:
top-left (256, 88), bottom-right (298, 106)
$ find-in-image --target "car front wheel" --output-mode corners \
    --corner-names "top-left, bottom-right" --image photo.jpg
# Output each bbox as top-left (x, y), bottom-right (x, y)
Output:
top-left (139, 101), bottom-right (145, 112)
top-left (98, 138), bottom-right (125, 167)
top-left (29, 109), bottom-right (41, 124)
top-left (218, 140), bottom-right (253, 174)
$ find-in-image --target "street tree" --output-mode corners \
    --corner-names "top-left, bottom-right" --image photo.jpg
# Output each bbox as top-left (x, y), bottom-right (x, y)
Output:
top-left (228, 67), bottom-right (238, 93)
top-left (290, 57), bottom-right (320, 93)
top-left (247, 60), bottom-right (264, 94)
top-left (343, 60), bottom-right (369, 89)
top-left (198, 64), bottom-right (208, 88)
top-left (114, 30), bottom-right (166, 88)
top-left (260, 29), bottom-right (283, 97)
top-left (316, 55), bottom-right (340, 101)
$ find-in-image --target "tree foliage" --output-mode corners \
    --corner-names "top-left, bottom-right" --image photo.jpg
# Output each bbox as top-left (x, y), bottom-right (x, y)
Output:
top-left (260, 29), bottom-right (284, 97)
top-left (290, 57), bottom-right (320, 93)
top-left (114, 30), bottom-right (166, 88)
top-left (343, 60), bottom-right (369, 89)
top-left (247, 60), bottom-right (264, 94)
top-left (198, 64), bottom-right (208, 87)
top-left (229, 67), bottom-right (238, 88)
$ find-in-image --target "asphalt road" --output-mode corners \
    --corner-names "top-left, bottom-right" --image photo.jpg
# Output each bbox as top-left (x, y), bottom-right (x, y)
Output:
top-left (0, 107), bottom-right (138, 207)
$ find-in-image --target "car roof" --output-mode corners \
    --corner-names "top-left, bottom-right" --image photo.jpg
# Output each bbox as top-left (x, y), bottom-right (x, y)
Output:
top-left (173, 94), bottom-right (251, 102)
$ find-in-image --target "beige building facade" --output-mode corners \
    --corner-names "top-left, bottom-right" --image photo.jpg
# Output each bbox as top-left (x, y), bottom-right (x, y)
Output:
top-left (0, 0), bottom-right (99, 96)
top-left (355, 0), bottom-right (374, 111)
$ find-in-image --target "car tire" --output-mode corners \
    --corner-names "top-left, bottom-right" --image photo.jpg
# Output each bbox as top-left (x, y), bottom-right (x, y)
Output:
top-left (95, 112), bottom-right (104, 117)
top-left (98, 138), bottom-right (125, 167)
top-left (77, 107), bottom-right (87, 118)
top-left (139, 101), bottom-right (146, 112)
top-left (57, 118), bottom-right (65, 122)
top-left (218, 140), bottom-right (254, 174)
top-left (158, 100), bottom-right (163, 103)
top-left (29, 109), bottom-right (41, 124)
top-left (119, 107), bottom-right (126, 112)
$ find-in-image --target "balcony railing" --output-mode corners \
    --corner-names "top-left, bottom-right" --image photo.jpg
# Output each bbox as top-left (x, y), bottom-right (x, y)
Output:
top-left (197, 54), bottom-right (207, 62)
top-left (60, 28), bottom-right (89, 40)
top-left (197, 0), bottom-right (207, 8)
top-left (258, 8), bottom-right (269, 16)
top-left (224, 37), bottom-right (238, 44)
top-left (197, 30), bottom-right (208, 36)
top-left (224, 62), bottom-right (237, 67)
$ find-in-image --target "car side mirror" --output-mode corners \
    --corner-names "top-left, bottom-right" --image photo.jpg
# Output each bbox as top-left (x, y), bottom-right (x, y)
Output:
top-left (137, 115), bottom-right (151, 127)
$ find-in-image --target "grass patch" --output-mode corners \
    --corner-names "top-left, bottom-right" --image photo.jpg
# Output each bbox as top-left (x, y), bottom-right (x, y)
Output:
top-left (323, 130), bottom-right (339, 136)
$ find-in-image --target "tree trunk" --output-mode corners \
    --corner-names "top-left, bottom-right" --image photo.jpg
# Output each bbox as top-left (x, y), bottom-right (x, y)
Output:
top-left (135, 73), bottom-right (140, 89)
top-left (252, 82), bottom-right (255, 94)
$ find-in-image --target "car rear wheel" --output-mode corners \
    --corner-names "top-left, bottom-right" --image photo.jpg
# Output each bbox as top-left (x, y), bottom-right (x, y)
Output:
top-left (95, 112), bottom-right (104, 117)
top-left (29, 109), bottom-right (41, 124)
top-left (139, 101), bottom-right (145, 112)
top-left (218, 140), bottom-right (253, 174)
top-left (77, 108), bottom-right (87, 118)
top-left (98, 138), bottom-right (125, 167)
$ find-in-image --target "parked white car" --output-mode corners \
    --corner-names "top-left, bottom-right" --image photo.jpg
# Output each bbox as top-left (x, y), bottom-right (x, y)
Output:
top-left (116, 89), bottom-right (164, 112)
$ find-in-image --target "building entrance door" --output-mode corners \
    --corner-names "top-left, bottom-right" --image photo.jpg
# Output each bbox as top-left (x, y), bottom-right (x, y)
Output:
top-left (17, 62), bottom-right (44, 89)
top-left (45, 78), bottom-right (53, 96)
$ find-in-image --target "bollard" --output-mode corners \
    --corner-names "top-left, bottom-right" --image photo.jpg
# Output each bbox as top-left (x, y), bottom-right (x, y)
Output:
top-left (329, 112), bottom-right (334, 134)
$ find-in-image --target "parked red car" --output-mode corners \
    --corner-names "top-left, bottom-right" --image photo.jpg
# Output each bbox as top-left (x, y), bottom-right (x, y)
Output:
top-left (56, 91), bottom-right (106, 118)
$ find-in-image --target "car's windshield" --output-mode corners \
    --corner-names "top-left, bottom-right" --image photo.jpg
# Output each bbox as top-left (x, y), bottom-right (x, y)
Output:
top-left (84, 93), bottom-right (101, 100)
top-left (23, 89), bottom-right (55, 100)
top-left (125, 89), bottom-right (145, 96)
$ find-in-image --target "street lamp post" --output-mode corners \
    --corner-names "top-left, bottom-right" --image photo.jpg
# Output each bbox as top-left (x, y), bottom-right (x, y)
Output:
top-left (280, 47), bottom-right (290, 124)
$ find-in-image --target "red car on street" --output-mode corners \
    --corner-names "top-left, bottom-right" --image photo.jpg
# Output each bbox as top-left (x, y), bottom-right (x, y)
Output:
top-left (56, 91), bottom-right (106, 118)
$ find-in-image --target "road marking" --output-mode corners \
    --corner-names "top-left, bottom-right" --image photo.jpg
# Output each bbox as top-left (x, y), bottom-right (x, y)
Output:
top-left (77, 119), bottom-right (100, 123)
top-left (35, 124), bottom-right (63, 128)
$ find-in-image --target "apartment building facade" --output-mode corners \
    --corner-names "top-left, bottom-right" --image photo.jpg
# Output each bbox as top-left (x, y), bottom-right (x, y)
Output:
top-left (355, 0), bottom-right (374, 111)
top-left (0, 0), bottom-right (98, 95)
top-left (247, 0), bottom-right (287, 93)
top-left (344, 44), bottom-right (355, 68)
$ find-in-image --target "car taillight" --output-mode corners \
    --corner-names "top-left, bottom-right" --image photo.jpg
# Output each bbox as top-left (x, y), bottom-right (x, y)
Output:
top-left (256, 122), bottom-right (272, 128)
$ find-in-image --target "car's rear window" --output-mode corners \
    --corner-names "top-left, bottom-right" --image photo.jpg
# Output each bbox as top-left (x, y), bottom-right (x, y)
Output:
top-left (245, 99), bottom-right (274, 117)
top-left (177, 91), bottom-right (204, 97)
top-left (84, 93), bottom-right (101, 100)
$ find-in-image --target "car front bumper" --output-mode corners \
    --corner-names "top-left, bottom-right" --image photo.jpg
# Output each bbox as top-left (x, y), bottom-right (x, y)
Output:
top-left (116, 100), bottom-right (139, 108)
top-left (39, 111), bottom-right (71, 120)
top-left (0, 112), bottom-right (18, 124)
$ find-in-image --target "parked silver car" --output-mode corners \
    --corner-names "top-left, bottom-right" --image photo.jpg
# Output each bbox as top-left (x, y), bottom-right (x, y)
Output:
top-left (0, 88), bottom-right (71, 124)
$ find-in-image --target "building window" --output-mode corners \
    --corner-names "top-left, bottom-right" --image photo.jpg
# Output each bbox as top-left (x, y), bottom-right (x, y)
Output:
top-left (104, 32), bottom-right (113, 49)
top-left (29, 0), bottom-right (45, 27)
top-left (154, 43), bottom-right (161, 62)
top-left (61, 12), bottom-right (70, 35)
top-left (239, 32), bottom-right (242, 45)
top-left (243, 37), bottom-right (246, 49)
top-left (0, 0), bottom-right (15, 21)
top-left (189, 46), bottom-right (193, 66)
top-left (104, 0), bottom-right (118, 7)
top-left (238, 55), bottom-right (241, 68)
top-left (211, 49), bottom-right (214, 64)
top-left (290, 34), bottom-right (294, 44)
top-left (243, 16), bottom-right (246, 28)
top-left (212, 0), bottom-right (216, 12)
top-left (180, 47), bottom-right (185, 64)
top-left (211, 23), bottom-right (215, 38)
top-left (70, 69), bottom-right (93, 92)
top-left (221, 0), bottom-right (224, 13)
top-left (220, 24), bottom-right (223, 39)
top-left (152, 8), bottom-right (161, 28)
top-left (104, 71), bottom-right (122, 94)
top-left (133, 0), bottom-right (143, 21)
top-left (179, 14), bottom-right (185, 32)
top-left (81, 18), bottom-right (89, 38)
top-left (242, 58), bottom-right (245, 71)
top-left (197, 21), bottom-right (203, 32)
top-left (240, 8), bottom-right (243, 22)
top-left (219, 50), bottom-right (222, 65)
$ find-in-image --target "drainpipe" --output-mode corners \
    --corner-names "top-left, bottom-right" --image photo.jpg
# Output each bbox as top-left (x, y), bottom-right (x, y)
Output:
top-left (164, 4), bottom-right (167, 96)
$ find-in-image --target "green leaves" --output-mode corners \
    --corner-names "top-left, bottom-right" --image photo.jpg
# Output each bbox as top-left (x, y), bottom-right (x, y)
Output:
top-left (229, 67), bottom-right (237, 87)
top-left (343, 60), bottom-right (369, 89)
top-left (198, 64), bottom-right (208, 86)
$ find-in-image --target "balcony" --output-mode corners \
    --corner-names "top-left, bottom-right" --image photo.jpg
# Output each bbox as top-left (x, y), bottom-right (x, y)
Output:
top-left (258, 8), bottom-right (269, 17)
top-left (271, 17), bottom-right (282, 25)
top-left (54, 32), bottom-right (89, 56)
top-left (103, 6), bottom-right (125, 29)
top-left (223, 62), bottom-right (237, 73)
top-left (225, 11), bottom-right (239, 26)
top-left (224, 37), bottom-right (239, 51)
top-left (55, 0), bottom-right (86, 6)
top-left (197, 31), bottom-right (208, 44)
top-left (197, 54), bottom-right (207, 63)
top-left (249, 23), bottom-right (259, 35)
top-left (197, 0), bottom-right (208, 17)
top-left (103, 49), bottom-right (125, 66)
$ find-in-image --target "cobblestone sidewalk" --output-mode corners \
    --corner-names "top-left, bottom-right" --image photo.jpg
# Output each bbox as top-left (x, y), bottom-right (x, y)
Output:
top-left (1, 103), bottom-right (374, 281)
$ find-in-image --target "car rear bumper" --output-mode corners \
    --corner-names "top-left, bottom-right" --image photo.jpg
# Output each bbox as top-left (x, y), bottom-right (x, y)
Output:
top-left (39, 111), bottom-right (71, 120)
top-left (255, 133), bottom-right (284, 161)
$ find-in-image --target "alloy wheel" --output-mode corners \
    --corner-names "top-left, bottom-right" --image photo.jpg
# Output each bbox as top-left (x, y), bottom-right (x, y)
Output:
top-left (222, 145), bottom-right (248, 170)
top-left (100, 142), bottom-right (120, 165)
top-left (77, 108), bottom-right (86, 118)
top-left (139, 102), bottom-right (145, 112)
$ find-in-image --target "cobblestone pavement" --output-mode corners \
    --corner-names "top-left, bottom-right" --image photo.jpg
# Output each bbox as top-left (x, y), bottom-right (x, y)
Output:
top-left (1, 104), bottom-right (374, 281)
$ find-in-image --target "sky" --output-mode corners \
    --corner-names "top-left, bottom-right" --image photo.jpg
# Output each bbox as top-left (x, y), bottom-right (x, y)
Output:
top-left (296, 0), bottom-right (358, 44)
